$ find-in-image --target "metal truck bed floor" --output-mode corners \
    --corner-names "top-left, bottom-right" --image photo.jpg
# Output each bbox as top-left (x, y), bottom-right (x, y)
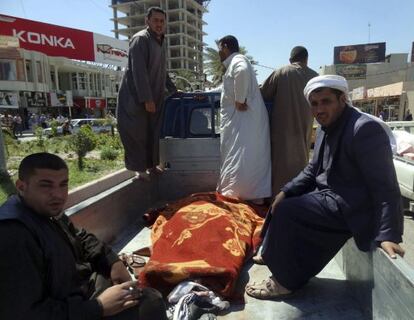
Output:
top-left (114, 223), bottom-right (366, 320)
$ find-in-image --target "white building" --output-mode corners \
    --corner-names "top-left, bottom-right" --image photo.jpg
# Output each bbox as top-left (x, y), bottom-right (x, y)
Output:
top-left (0, 14), bottom-right (126, 121)
top-left (321, 53), bottom-right (414, 120)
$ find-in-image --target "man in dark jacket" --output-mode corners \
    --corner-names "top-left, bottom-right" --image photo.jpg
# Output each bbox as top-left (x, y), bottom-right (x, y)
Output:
top-left (246, 75), bottom-right (404, 300)
top-left (0, 152), bottom-right (167, 319)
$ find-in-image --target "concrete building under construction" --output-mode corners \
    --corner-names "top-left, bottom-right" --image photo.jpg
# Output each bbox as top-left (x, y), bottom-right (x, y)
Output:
top-left (110, 0), bottom-right (209, 76)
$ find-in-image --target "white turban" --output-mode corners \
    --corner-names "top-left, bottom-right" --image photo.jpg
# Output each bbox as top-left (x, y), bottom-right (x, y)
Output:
top-left (304, 75), bottom-right (350, 103)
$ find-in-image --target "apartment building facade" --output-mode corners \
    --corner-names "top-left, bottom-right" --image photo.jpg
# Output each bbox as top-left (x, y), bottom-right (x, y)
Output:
top-left (111, 0), bottom-right (208, 75)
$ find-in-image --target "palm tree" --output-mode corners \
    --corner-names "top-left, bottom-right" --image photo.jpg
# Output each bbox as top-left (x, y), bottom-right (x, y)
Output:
top-left (203, 45), bottom-right (258, 87)
top-left (171, 69), bottom-right (198, 91)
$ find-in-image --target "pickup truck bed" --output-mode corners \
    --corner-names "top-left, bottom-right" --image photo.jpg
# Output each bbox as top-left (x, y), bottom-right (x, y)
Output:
top-left (115, 219), bottom-right (364, 319)
top-left (64, 95), bottom-right (414, 319)
top-left (66, 169), bottom-right (414, 320)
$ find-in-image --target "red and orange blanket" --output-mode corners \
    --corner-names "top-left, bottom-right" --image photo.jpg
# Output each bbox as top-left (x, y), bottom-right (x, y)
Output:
top-left (138, 193), bottom-right (266, 299)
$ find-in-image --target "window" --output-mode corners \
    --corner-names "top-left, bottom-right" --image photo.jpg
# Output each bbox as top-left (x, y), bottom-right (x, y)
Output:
top-left (78, 73), bottom-right (87, 90)
top-left (25, 60), bottom-right (33, 82)
top-left (190, 108), bottom-right (212, 135)
top-left (0, 59), bottom-right (17, 80)
top-left (71, 73), bottom-right (78, 90)
top-left (36, 61), bottom-right (43, 82)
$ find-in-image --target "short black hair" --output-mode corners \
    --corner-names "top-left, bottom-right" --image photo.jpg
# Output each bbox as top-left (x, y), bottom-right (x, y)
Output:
top-left (18, 153), bottom-right (68, 181)
top-left (290, 46), bottom-right (308, 63)
top-left (218, 35), bottom-right (239, 54)
top-left (146, 6), bottom-right (166, 18)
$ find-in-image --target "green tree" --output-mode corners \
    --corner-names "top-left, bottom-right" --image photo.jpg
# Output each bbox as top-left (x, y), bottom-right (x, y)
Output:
top-left (203, 45), bottom-right (257, 87)
top-left (69, 125), bottom-right (96, 170)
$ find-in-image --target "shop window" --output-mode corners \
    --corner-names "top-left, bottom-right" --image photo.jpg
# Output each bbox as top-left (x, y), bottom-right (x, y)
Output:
top-left (0, 59), bottom-right (17, 80)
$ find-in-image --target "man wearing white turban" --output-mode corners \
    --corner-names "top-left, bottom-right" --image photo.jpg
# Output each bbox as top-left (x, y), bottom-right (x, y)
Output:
top-left (246, 75), bottom-right (404, 300)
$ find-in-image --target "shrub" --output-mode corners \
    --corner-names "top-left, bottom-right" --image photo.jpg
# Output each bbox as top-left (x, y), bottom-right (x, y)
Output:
top-left (50, 120), bottom-right (59, 137)
top-left (104, 114), bottom-right (117, 136)
top-left (100, 146), bottom-right (119, 161)
top-left (69, 125), bottom-right (96, 170)
top-left (35, 127), bottom-right (46, 150)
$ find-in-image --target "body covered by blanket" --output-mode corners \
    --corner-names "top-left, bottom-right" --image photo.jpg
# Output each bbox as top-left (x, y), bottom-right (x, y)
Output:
top-left (139, 193), bottom-right (264, 298)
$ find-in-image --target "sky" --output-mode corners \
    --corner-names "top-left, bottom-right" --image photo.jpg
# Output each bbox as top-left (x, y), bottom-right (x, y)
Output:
top-left (1, 0), bottom-right (414, 82)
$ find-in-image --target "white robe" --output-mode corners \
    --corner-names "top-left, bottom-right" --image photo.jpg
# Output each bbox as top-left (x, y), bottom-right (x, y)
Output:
top-left (217, 53), bottom-right (271, 200)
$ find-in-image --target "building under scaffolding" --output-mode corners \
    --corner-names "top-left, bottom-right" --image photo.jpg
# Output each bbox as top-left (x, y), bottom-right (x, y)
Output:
top-left (111, 0), bottom-right (209, 76)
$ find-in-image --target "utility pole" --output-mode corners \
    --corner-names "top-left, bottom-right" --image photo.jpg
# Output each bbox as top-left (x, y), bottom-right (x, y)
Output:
top-left (368, 22), bottom-right (371, 43)
top-left (0, 129), bottom-right (7, 175)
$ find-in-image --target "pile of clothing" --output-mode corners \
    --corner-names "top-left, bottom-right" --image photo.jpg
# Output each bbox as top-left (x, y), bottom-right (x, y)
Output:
top-left (166, 281), bottom-right (230, 320)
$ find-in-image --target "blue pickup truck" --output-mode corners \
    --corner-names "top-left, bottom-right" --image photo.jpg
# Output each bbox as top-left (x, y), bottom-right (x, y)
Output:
top-left (66, 92), bottom-right (414, 320)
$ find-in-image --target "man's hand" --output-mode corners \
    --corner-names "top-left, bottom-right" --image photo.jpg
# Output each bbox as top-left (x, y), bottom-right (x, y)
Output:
top-left (270, 191), bottom-right (286, 215)
top-left (144, 101), bottom-right (156, 113)
top-left (110, 260), bottom-right (131, 284)
top-left (380, 241), bottom-right (405, 259)
top-left (97, 281), bottom-right (141, 317)
top-left (235, 101), bottom-right (248, 111)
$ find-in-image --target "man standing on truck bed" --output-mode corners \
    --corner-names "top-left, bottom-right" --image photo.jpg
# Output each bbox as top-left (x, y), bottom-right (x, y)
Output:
top-left (0, 153), bottom-right (168, 319)
top-left (246, 75), bottom-right (404, 300)
top-left (117, 7), bottom-right (176, 180)
top-left (216, 35), bottom-right (271, 203)
top-left (260, 46), bottom-right (318, 196)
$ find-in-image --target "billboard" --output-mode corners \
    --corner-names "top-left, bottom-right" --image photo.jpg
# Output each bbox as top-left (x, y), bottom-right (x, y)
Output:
top-left (0, 91), bottom-right (19, 109)
top-left (0, 14), bottom-right (128, 67)
top-left (49, 91), bottom-right (73, 107)
top-left (335, 64), bottom-right (367, 80)
top-left (334, 42), bottom-right (386, 64)
top-left (94, 33), bottom-right (128, 67)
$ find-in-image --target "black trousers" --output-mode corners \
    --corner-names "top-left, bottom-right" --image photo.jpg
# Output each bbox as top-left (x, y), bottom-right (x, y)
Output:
top-left (90, 273), bottom-right (167, 320)
top-left (262, 191), bottom-right (352, 291)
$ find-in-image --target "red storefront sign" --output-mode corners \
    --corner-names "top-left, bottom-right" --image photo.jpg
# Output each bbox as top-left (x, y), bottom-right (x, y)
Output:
top-left (0, 14), bottom-right (94, 61)
top-left (88, 98), bottom-right (106, 109)
top-left (74, 97), bottom-right (106, 109)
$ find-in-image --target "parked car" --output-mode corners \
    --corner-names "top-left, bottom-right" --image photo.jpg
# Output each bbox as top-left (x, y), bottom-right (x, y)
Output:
top-left (387, 120), bottom-right (414, 134)
top-left (386, 121), bottom-right (414, 212)
top-left (43, 118), bottom-right (113, 136)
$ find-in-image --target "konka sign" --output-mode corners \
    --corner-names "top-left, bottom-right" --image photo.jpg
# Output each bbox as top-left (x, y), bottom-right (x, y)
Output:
top-left (0, 14), bottom-right (95, 61)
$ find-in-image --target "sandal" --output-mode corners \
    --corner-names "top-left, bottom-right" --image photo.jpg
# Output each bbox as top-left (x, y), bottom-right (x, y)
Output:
top-left (245, 278), bottom-right (294, 300)
top-left (118, 253), bottom-right (146, 273)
